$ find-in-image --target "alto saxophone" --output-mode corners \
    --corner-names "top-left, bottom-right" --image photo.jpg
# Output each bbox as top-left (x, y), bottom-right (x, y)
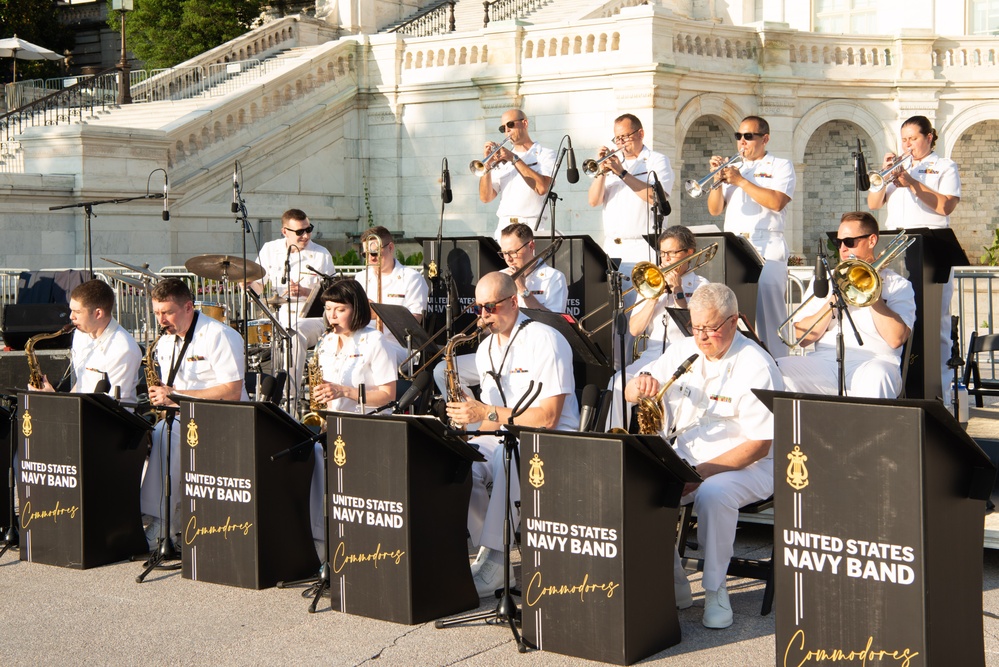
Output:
top-left (141, 328), bottom-right (166, 423)
top-left (636, 353), bottom-right (698, 435)
top-left (444, 327), bottom-right (482, 431)
top-left (25, 324), bottom-right (74, 389)
top-left (301, 337), bottom-right (327, 431)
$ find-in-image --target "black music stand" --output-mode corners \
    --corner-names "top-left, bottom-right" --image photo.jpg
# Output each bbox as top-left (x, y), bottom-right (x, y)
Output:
top-left (514, 427), bottom-right (700, 664)
top-left (370, 303), bottom-right (437, 372)
top-left (760, 390), bottom-right (994, 667)
top-left (521, 308), bottom-right (608, 367)
top-left (665, 306), bottom-right (693, 337)
top-left (691, 231), bottom-right (764, 326)
top-left (16, 392), bottom-right (151, 568)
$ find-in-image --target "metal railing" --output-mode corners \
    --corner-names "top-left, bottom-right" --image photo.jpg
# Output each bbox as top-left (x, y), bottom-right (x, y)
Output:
top-left (485, 0), bottom-right (551, 28)
top-left (129, 66), bottom-right (205, 103)
top-left (956, 267), bottom-right (999, 383)
top-left (389, 0), bottom-right (456, 37)
top-left (0, 68), bottom-right (120, 142)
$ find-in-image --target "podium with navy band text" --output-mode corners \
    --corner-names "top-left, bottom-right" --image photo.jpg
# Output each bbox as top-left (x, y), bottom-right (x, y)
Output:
top-left (178, 399), bottom-right (319, 589)
top-left (759, 390), bottom-right (995, 667)
top-left (16, 392), bottom-right (151, 568)
top-left (516, 427), bottom-right (700, 665)
top-left (324, 412), bottom-right (484, 624)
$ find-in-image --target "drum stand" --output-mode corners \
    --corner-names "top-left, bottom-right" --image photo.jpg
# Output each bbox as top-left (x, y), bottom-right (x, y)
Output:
top-left (137, 409), bottom-right (182, 582)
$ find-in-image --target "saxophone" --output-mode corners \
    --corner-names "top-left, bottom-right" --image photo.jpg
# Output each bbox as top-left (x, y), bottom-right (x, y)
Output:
top-left (26, 324), bottom-right (74, 389)
top-left (140, 328), bottom-right (166, 423)
top-left (301, 337), bottom-right (327, 431)
top-left (636, 353), bottom-right (698, 435)
top-left (444, 327), bottom-right (482, 430)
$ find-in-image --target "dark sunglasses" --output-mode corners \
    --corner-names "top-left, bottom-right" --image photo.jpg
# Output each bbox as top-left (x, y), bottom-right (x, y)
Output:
top-left (833, 234), bottom-right (873, 249)
top-left (498, 119), bottom-right (524, 133)
top-left (734, 132), bottom-right (763, 141)
top-left (284, 224), bottom-right (314, 236)
top-left (471, 295), bottom-right (513, 316)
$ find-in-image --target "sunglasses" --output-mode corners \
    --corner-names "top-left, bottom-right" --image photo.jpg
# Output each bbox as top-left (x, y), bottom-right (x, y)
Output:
top-left (498, 119), bottom-right (525, 133)
top-left (284, 224), bottom-right (314, 236)
top-left (734, 132), bottom-right (764, 141)
top-left (471, 295), bottom-right (513, 316)
top-left (833, 234), bottom-right (873, 249)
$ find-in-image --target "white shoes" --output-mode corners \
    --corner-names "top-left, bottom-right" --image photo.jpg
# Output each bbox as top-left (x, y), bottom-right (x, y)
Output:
top-left (472, 558), bottom-right (516, 597)
top-left (674, 578), bottom-right (693, 610)
top-left (702, 584), bottom-right (733, 629)
top-left (469, 546), bottom-right (489, 578)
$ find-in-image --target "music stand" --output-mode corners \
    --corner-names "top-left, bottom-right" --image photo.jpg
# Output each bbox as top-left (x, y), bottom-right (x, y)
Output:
top-left (665, 306), bottom-right (693, 337)
top-left (520, 308), bottom-right (608, 367)
top-left (370, 303), bottom-right (436, 355)
top-left (298, 282), bottom-right (327, 320)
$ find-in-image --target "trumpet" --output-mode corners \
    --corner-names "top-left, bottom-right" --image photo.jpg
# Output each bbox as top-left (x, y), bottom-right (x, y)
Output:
top-left (683, 154), bottom-right (744, 198)
top-left (868, 151), bottom-right (912, 193)
top-left (469, 138), bottom-right (512, 177)
top-left (582, 147), bottom-right (625, 178)
top-left (577, 243), bottom-right (718, 336)
top-left (777, 232), bottom-right (915, 348)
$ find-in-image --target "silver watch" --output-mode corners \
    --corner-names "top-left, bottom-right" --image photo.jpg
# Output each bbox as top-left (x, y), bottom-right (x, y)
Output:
top-left (486, 407), bottom-right (499, 422)
top-left (520, 288), bottom-right (531, 299)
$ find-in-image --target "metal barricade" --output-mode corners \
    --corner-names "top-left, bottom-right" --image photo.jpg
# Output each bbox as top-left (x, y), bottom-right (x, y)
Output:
top-left (955, 267), bottom-right (999, 383)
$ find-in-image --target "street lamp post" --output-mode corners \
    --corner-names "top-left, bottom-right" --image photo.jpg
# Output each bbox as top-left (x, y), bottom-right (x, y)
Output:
top-left (112, 0), bottom-right (133, 104)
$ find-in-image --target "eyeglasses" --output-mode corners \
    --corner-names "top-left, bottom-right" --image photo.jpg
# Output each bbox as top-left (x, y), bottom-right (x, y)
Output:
top-left (690, 315), bottom-right (735, 336)
top-left (498, 119), bottom-right (525, 133)
top-left (833, 234), bottom-right (873, 249)
top-left (284, 224), bottom-right (314, 236)
top-left (612, 129), bottom-right (640, 144)
top-left (498, 241), bottom-right (530, 259)
top-left (734, 132), bottom-right (764, 141)
top-left (471, 295), bottom-right (513, 316)
top-left (659, 249), bottom-right (691, 260)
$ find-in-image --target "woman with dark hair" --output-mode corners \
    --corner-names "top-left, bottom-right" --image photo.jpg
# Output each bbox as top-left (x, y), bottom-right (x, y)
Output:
top-left (311, 279), bottom-right (396, 412)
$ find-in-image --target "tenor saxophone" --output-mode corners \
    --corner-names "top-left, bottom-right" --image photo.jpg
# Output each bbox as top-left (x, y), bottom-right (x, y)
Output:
top-left (25, 324), bottom-right (74, 389)
top-left (140, 328), bottom-right (166, 423)
top-left (444, 327), bottom-right (482, 431)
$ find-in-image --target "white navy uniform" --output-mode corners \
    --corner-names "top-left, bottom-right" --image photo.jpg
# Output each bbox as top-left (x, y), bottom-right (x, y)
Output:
top-left (70, 318), bottom-right (142, 403)
top-left (488, 142), bottom-right (557, 239)
top-left (354, 260), bottom-right (429, 364)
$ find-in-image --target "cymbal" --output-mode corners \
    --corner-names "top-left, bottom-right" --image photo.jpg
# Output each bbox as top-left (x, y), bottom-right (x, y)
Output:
top-left (107, 273), bottom-right (147, 290)
top-left (184, 254), bottom-right (265, 283)
top-left (100, 257), bottom-right (159, 281)
top-left (265, 295), bottom-right (291, 306)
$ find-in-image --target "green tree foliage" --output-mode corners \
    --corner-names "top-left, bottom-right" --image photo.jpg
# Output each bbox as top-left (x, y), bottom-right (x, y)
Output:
top-left (0, 0), bottom-right (74, 83)
top-left (108, 0), bottom-right (263, 70)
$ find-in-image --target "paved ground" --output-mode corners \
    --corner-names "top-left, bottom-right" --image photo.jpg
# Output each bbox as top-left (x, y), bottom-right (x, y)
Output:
top-left (2, 403), bottom-right (999, 666)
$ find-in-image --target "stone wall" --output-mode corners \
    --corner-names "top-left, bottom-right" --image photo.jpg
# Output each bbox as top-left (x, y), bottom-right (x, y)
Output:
top-left (952, 119), bottom-right (999, 265)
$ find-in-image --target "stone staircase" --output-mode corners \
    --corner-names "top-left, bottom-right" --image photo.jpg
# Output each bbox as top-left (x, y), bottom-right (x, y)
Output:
top-left (391, 0), bottom-right (617, 35)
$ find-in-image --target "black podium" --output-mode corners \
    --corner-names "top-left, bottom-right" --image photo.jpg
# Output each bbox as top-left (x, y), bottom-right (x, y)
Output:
top-left (516, 428), bottom-right (700, 665)
top-left (324, 412), bottom-right (484, 624)
top-left (16, 392), bottom-right (150, 568)
top-left (177, 399), bottom-right (318, 589)
top-left (693, 232), bottom-right (763, 327)
top-left (760, 390), bottom-right (995, 667)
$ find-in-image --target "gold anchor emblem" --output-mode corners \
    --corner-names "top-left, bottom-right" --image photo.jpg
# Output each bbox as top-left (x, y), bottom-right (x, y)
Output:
top-left (21, 411), bottom-right (32, 437)
top-left (186, 419), bottom-right (199, 447)
top-left (427, 260), bottom-right (438, 279)
top-left (786, 445), bottom-right (809, 491)
top-left (333, 435), bottom-right (347, 467)
top-left (528, 453), bottom-right (545, 489)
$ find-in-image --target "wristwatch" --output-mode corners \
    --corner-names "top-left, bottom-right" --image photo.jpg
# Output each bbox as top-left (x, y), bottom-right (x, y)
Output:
top-left (520, 288), bottom-right (531, 299)
top-left (486, 407), bottom-right (499, 422)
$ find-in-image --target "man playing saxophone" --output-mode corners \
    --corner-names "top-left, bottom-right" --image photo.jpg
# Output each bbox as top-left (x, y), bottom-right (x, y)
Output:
top-left (624, 283), bottom-right (782, 630)
top-left (29, 279), bottom-right (142, 403)
top-left (445, 272), bottom-right (578, 597)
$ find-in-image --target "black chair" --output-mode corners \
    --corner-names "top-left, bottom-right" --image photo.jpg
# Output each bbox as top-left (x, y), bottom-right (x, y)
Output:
top-left (676, 495), bottom-right (775, 615)
top-left (962, 331), bottom-right (999, 407)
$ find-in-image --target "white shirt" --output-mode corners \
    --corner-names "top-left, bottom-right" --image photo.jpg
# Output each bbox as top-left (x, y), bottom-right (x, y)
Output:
top-left (475, 312), bottom-right (579, 431)
top-left (490, 142), bottom-right (557, 226)
top-left (720, 153), bottom-right (795, 260)
top-left (793, 269), bottom-right (916, 360)
top-left (354, 260), bottom-right (430, 350)
top-left (154, 313), bottom-right (248, 399)
top-left (255, 239), bottom-right (335, 312)
top-left (633, 272), bottom-right (709, 362)
top-left (647, 333), bottom-right (783, 466)
top-left (502, 260), bottom-right (568, 312)
top-left (883, 152), bottom-right (961, 230)
top-left (70, 318), bottom-right (142, 403)
top-left (316, 326), bottom-right (396, 414)
top-left (598, 146), bottom-right (674, 245)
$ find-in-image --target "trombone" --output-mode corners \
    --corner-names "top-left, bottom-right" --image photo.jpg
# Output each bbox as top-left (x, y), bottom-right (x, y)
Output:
top-left (777, 232), bottom-right (915, 349)
top-left (868, 151), bottom-right (912, 193)
top-left (683, 153), bottom-right (744, 198)
top-left (577, 243), bottom-right (718, 336)
top-left (582, 147), bottom-right (625, 178)
top-left (469, 138), bottom-right (512, 177)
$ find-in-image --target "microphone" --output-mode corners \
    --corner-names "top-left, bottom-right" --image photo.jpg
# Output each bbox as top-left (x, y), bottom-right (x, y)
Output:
top-left (282, 244), bottom-right (296, 285)
top-left (566, 136), bottom-right (579, 184)
top-left (671, 353), bottom-right (699, 382)
top-left (94, 372), bottom-right (111, 395)
top-left (162, 174), bottom-right (170, 221)
top-left (372, 372), bottom-right (431, 415)
top-left (306, 264), bottom-right (337, 282)
top-left (651, 171), bottom-right (671, 217)
top-left (577, 383), bottom-right (601, 432)
top-left (856, 138), bottom-right (870, 192)
top-left (231, 162), bottom-right (239, 213)
top-left (441, 158), bottom-right (453, 204)
top-left (357, 383), bottom-right (366, 414)
top-left (813, 241), bottom-right (829, 299)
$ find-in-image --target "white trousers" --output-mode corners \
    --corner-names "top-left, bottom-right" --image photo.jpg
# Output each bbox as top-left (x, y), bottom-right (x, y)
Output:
top-left (674, 459), bottom-right (773, 592)
top-left (282, 317), bottom-right (327, 407)
top-left (467, 435), bottom-right (520, 552)
top-left (139, 418), bottom-right (181, 532)
top-left (757, 259), bottom-right (789, 359)
top-left (778, 349), bottom-right (902, 399)
top-left (309, 442), bottom-right (325, 542)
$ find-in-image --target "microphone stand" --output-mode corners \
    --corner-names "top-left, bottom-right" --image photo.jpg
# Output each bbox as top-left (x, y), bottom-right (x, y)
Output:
top-left (532, 137), bottom-right (568, 236)
top-left (947, 315), bottom-right (965, 422)
top-left (436, 381), bottom-right (542, 654)
top-left (852, 138), bottom-right (871, 211)
top-left (232, 161), bottom-right (252, 374)
top-left (245, 288), bottom-right (294, 413)
top-left (820, 255), bottom-right (863, 397)
top-left (136, 404), bottom-right (182, 583)
top-left (0, 393), bottom-right (18, 559)
top-left (604, 258), bottom-right (628, 426)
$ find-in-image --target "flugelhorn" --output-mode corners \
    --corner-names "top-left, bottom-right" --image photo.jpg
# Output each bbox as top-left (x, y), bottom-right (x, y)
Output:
top-left (581, 147), bottom-right (625, 178)
top-left (469, 138), bottom-right (512, 177)
top-left (868, 151), bottom-right (912, 193)
top-left (777, 232), bottom-right (915, 348)
top-left (683, 153), bottom-right (744, 198)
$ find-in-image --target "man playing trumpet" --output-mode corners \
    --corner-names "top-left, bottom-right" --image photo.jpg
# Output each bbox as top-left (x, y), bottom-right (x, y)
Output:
top-left (777, 212), bottom-right (915, 398)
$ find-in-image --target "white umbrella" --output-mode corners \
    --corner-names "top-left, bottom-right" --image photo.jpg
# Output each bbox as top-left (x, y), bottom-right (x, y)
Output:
top-left (0, 34), bottom-right (64, 82)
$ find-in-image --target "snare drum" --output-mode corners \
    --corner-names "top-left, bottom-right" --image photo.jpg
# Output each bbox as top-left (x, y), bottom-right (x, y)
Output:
top-left (246, 319), bottom-right (273, 347)
top-left (194, 301), bottom-right (226, 323)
